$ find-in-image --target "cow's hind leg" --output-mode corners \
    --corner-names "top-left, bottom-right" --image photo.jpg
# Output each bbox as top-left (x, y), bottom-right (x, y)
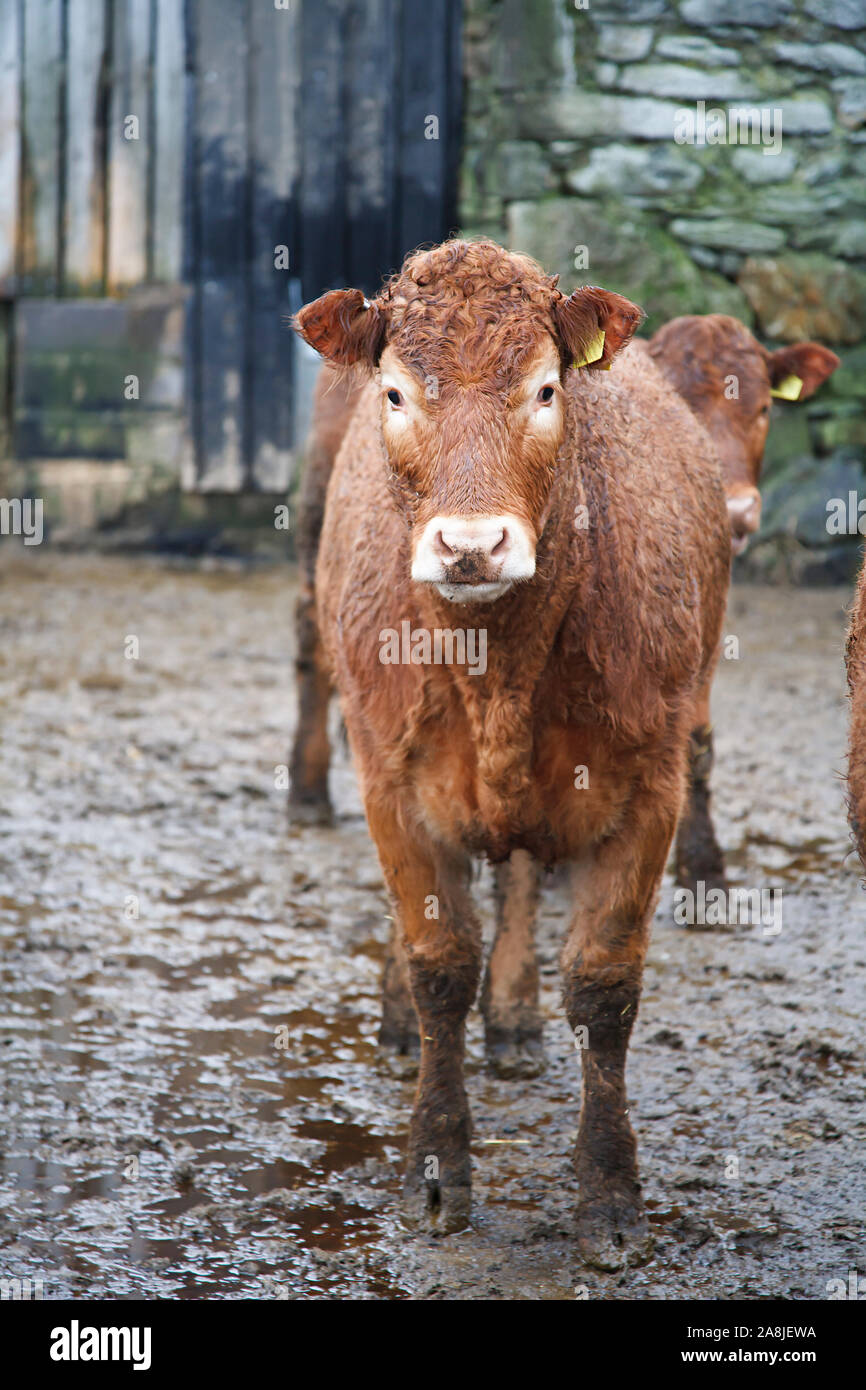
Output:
top-left (289, 441), bottom-right (333, 825)
top-left (367, 798), bottom-right (481, 1234)
top-left (378, 917), bottom-right (420, 1072)
top-left (674, 675), bottom-right (727, 903)
top-left (564, 799), bottom-right (678, 1270)
top-left (481, 849), bottom-right (545, 1078)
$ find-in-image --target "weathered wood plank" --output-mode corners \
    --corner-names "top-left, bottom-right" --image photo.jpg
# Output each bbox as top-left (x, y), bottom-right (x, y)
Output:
top-left (299, 0), bottom-right (345, 300)
top-left (395, 0), bottom-right (453, 258)
top-left (0, 0), bottom-right (21, 294)
top-left (248, 0), bottom-right (299, 491)
top-left (0, 302), bottom-right (12, 463)
top-left (106, 0), bottom-right (152, 291)
top-left (345, 0), bottom-right (396, 294)
top-left (444, 0), bottom-right (463, 237)
top-left (20, 0), bottom-right (64, 294)
top-left (191, 0), bottom-right (248, 490)
top-left (152, 0), bottom-right (185, 283)
top-left (64, 0), bottom-right (108, 294)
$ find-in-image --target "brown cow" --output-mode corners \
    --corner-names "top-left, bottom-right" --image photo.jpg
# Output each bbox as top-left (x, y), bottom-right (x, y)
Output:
top-left (292, 239), bottom-right (730, 1266)
top-left (289, 313), bottom-right (839, 1083)
top-left (847, 565), bottom-right (866, 866)
top-left (648, 314), bottom-right (839, 555)
top-left (289, 366), bottom-right (362, 824)
top-left (647, 316), bottom-right (838, 895)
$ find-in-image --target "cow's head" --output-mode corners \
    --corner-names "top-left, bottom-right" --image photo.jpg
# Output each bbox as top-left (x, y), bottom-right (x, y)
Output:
top-left (648, 315), bottom-right (839, 555)
top-left (295, 240), bottom-right (642, 603)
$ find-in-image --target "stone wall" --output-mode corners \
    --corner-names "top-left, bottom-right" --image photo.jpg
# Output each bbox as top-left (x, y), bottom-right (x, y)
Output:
top-left (460, 0), bottom-right (866, 578)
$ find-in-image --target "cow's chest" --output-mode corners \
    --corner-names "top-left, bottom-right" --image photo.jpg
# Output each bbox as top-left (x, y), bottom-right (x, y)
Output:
top-left (410, 709), bottom-right (632, 864)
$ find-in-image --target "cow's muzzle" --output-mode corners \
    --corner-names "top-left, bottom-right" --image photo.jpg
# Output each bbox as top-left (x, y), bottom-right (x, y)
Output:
top-left (727, 487), bottom-right (762, 556)
top-left (411, 514), bottom-right (536, 603)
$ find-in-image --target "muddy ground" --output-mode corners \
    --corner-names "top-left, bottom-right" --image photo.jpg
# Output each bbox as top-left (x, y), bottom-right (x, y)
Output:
top-left (0, 551), bottom-right (863, 1301)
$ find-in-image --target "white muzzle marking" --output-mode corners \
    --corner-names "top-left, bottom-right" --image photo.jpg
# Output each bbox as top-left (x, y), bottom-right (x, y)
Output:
top-left (411, 513), bottom-right (536, 604)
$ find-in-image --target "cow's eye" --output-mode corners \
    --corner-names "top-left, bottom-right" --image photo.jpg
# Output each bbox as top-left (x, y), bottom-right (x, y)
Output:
top-left (386, 388), bottom-right (404, 408)
top-left (537, 385), bottom-right (556, 405)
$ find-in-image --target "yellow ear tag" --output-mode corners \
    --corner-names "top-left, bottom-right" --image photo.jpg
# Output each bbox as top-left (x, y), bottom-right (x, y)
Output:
top-left (770, 374), bottom-right (803, 401)
top-left (573, 328), bottom-right (605, 370)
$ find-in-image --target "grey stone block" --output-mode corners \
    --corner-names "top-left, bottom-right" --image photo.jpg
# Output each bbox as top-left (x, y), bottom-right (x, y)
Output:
top-left (670, 218), bottom-right (786, 253)
top-left (774, 42), bottom-right (866, 75)
top-left (616, 62), bottom-right (759, 100)
top-left (595, 25), bottom-right (654, 63)
top-left (655, 35), bottom-right (740, 66)
top-left (680, 0), bottom-right (793, 26)
top-left (774, 99), bottom-right (834, 135)
top-left (566, 142), bottom-right (703, 196)
top-left (731, 147), bottom-right (798, 182)
top-left (739, 252), bottom-right (866, 343)
top-left (496, 141), bottom-right (556, 200)
top-left (803, 0), bottom-right (866, 30)
top-left (834, 77), bottom-right (866, 128)
top-left (518, 90), bottom-right (683, 141)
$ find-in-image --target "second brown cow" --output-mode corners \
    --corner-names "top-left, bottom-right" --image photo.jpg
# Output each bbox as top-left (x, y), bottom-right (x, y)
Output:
top-left (647, 315), bottom-right (838, 893)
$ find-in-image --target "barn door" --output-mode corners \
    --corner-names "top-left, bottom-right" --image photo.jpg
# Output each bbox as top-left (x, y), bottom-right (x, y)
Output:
top-left (186, 0), bottom-right (462, 492)
top-left (0, 0), bottom-right (462, 498)
top-left (185, 0), bottom-right (300, 492)
top-left (296, 0), bottom-right (462, 301)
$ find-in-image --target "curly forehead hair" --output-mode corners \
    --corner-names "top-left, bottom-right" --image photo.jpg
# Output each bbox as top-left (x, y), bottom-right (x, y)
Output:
top-left (379, 239), bottom-right (563, 381)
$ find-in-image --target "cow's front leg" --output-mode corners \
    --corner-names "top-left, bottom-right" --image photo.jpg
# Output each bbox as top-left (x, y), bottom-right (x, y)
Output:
top-left (674, 681), bottom-right (727, 901)
top-left (563, 806), bottom-right (676, 1269)
top-left (481, 850), bottom-right (544, 1077)
top-left (367, 800), bottom-right (481, 1234)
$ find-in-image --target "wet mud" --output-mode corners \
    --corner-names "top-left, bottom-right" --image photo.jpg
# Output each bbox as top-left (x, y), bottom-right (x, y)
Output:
top-left (0, 553), bottom-right (863, 1299)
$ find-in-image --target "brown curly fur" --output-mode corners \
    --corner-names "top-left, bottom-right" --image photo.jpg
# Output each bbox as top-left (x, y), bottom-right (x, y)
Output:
top-left (293, 239), bottom-right (731, 1249)
top-left (648, 313), bottom-right (839, 503)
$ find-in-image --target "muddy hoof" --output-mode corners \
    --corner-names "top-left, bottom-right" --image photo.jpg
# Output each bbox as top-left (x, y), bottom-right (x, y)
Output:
top-left (485, 1028), bottom-right (546, 1079)
top-left (288, 792), bottom-right (334, 828)
top-left (400, 1177), bottom-right (471, 1235)
top-left (575, 1192), bottom-right (654, 1271)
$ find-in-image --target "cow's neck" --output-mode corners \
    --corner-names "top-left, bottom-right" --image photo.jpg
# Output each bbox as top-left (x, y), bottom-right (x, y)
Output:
top-left (416, 537), bottom-right (576, 821)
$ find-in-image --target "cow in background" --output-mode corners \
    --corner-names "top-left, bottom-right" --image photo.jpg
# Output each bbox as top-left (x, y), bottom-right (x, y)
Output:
top-left (647, 315), bottom-right (838, 894)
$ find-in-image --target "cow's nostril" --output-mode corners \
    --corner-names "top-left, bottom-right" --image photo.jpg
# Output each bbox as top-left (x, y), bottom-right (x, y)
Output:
top-left (490, 529), bottom-right (508, 558)
top-left (433, 530), bottom-right (456, 559)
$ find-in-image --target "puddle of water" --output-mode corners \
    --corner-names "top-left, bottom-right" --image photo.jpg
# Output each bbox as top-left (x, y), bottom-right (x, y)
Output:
top-left (293, 1118), bottom-right (402, 1176)
top-left (645, 1200), bottom-right (684, 1227)
top-left (282, 1202), bottom-right (380, 1250)
top-left (725, 833), bottom-right (840, 884)
top-left (165, 880), bottom-right (263, 907)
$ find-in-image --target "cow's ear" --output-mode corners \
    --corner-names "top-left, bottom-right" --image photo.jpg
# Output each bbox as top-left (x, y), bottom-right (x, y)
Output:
top-left (294, 288), bottom-right (387, 367)
top-left (555, 286), bottom-right (645, 372)
top-left (767, 342), bottom-right (840, 402)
